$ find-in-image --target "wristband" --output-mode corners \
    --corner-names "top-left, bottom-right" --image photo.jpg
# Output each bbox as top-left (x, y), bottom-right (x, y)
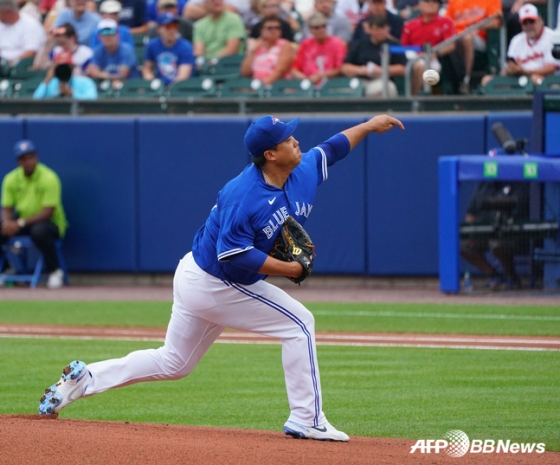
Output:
top-left (17, 218), bottom-right (26, 228)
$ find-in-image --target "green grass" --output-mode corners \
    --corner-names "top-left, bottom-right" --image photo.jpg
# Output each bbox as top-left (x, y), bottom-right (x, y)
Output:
top-left (2, 338), bottom-right (559, 451)
top-left (0, 301), bottom-right (559, 336)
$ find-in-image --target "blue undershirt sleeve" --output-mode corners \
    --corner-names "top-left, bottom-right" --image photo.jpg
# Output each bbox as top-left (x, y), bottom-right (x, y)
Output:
top-left (319, 133), bottom-right (351, 166)
top-left (228, 247), bottom-right (269, 273)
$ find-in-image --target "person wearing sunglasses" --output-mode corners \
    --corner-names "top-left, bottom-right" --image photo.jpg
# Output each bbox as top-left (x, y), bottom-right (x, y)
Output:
top-left (292, 12), bottom-right (347, 86)
top-left (241, 14), bottom-right (293, 85)
top-left (481, 4), bottom-right (558, 88)
top-left (301, 0), bottom-right (352, 43)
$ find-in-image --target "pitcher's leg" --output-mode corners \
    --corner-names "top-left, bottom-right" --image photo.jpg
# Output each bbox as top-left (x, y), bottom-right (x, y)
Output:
top-left (204, 280), bottom-right (325, 427)
top-left (86, 308), bottom-right (224, 395)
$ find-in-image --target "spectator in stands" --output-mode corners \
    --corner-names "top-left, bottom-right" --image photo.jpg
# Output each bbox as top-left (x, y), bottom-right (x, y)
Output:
top-left (118, 0), bottom-right (149, 35)
top-left (248, 0), bottom-right (298, 42)
top-left (395, 0), bottom-right (420, 20)
top-left (1, 139), bottom-right (68, 289)
top-left (341, 14), bottom-right (406, 96)
top-left (352, 0), bottom-right (404, 43)
top-left (461, 180), bottom-right (530, 290)
top-left (400, 0), bottom-right (456, 95)
top-left (193, 0), bottom-right (246, 60)
top-left (241, 15), bottom-right (293, 84)
top-left (502, 0), bottom-right (547, 46)
top-left (33, 50), bottom-right (98, 98)
top-left (33, 22), bottom-right (93, 91)
top-left (292, 12), bottom-right (347, 85)
top-left (42, 0), bottom-right (66, 31)
top-left (335, 0), bottom-right (370, 29)
top-left (445, 0), bottom-right (502, 94)
top-left (143, 13), bottom-right (194, 86)
top-left (87, 19), bottom-right (139, 86)
top-left (147, 0), bottom-right (186, 24)
top-left (481, 4), bottom-right (558, 87)
top-left (53, 0), bottom-right (101, 46)
top-left (0, 0), bottom-right (46, 66)
top-left (302, 0), bottom-right (352, 43)
top-left (90, 1), bottom-right (134, 49)
top-left (147, 0), bottom-right (193, 42)
top-left (184, 0), bottom-right (250, 22)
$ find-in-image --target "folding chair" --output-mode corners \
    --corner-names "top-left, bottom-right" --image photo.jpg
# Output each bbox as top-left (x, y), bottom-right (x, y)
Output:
top-left (478, 76), bottom-right (534, 95)
top-left (314, 78), bottom-right (364, 98)
top-left (0, 236), bottom-right (69, 288)
top-left (264, 79), bottom-right (314, 98)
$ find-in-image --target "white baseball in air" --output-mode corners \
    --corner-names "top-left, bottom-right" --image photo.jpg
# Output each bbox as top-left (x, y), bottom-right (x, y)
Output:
top-left (422, 69), bottom-right (440, 86)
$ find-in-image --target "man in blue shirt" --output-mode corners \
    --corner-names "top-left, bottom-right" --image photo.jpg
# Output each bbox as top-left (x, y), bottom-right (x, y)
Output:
top-left (87, 19), bottom-right (139, 84)
top-left (33, 50), bottom-right (98, 99)
top-left (38, 113), bottom-right (404, 443)
top-left (118, 0), bottom-right (149, 34)
top-left (53, 0), bottom-right (101, 46)
top-left (143, 13), bottom-right (194, 86)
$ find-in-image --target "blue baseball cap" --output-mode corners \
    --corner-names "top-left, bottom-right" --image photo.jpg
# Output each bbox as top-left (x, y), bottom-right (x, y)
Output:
top-left (244, 116), bottom-right (300, 158)
top-left (13, 139), bottom-right (37, 158)
top-left (157, 12), bottom-right (179, 25)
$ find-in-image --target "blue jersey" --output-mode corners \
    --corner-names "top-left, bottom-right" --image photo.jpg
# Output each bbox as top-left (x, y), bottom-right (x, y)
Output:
top-left (145, 37), bottom-right (194, 85)
top-left (91, 42), bottom-right (139, 78)
top-left (192, 136), bottom-right (347, 285)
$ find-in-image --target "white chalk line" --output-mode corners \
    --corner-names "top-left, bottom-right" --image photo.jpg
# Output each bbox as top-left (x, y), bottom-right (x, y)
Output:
top-left (313, 311), bottom-right (560, 321)
top-left (1, 333), bottom-right (558, 352)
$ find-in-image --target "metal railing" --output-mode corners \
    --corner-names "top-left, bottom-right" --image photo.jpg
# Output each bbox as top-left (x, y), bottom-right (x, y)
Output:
top-left (381, 13), bottom-right (505, 98)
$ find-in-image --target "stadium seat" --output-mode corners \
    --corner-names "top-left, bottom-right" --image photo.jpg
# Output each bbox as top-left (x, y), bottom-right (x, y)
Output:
top-left (200, 54), bottom-right (243, 81)
top-left (478, 76), bottom-right (534, 95)
top-left (9, 57), bottom-right (44, 80)
top-left (0, 78), bottom-right (13, 98)
top-left (314, 77), bottom-right (364, 98)
top-left (112, 78), bottom-right (164, 98)
top-left (0, 236), bottom-right (69, 288)
top-left (264, 79), bottom-right (314, 98)
top-left (11, 77), bottom-right (44, 98)
top-left (218, 77), bottom-right (264, 98)
top-left (536, 75), bottom-right (560, 92)
top-left (167, 77), bottom-right (216, 98)
top-left (134, 34), bottom-right (148, 65)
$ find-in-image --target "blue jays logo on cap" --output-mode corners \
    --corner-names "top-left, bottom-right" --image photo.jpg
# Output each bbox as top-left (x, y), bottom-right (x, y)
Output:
top-left (13, 139), bottom-right (37, 158)
top-left (244, 116), bottom-right (300, 158)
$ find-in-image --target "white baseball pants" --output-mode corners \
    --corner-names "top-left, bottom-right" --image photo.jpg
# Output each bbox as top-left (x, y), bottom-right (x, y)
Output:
top-left (85, 252), bottom-right (326, 427)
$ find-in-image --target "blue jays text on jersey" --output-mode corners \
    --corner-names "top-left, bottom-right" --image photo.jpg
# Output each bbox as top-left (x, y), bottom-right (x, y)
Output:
top-left (192, 133), bottom-right (350, 285)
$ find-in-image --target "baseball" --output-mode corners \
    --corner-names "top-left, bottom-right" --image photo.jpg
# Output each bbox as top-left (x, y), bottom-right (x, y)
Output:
top-left (422, 69), bottom-right (440, 86)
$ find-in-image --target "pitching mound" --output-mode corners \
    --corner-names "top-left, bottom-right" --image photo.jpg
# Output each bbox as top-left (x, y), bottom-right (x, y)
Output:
top-left (1, 415), bottom-right (557, 464)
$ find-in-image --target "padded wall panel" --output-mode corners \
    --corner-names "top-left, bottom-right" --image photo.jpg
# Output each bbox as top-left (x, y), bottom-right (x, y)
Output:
top-left (26, 118), bottom-right (136, 271)
top-left (289, 117), bottom-right (367, 274)
top-left (486, 112), bottom-right (533, 153)
top-left (137, 117), bottom-right (250, 271)
top-left (366, 115), bottom-right (486, 275)
top-left (0, 119), bottom-right (25, 183)
top-left (545, 113), bottom-right (560, 154)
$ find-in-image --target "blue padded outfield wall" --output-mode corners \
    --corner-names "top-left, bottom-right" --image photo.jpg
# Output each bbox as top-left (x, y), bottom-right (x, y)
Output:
top-left (0, 112), bottom-right (533, 275)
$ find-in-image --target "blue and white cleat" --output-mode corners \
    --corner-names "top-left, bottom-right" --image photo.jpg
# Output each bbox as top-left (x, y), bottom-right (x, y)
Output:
top-left (39, 360), bottom-right (90, 415)
top-left (284, 419), bottom-right (349, 442)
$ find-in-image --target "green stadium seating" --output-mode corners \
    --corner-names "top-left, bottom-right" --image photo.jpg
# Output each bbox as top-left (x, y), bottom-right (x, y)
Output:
top-left (313, 77), bottom-right (364, 98)
top-left (200, 54), bottom-right (243, 81)
top-left (9, 57), bottom-right (44, 80)
top-left (536, 75), bottom-right (560, 92)
top-left (11, 77), bottom-right (44, 98)
top-left (218, 77), bottom-right (264, 98)
top-left (0, 78), bottom-right (13, 98)
top-left (167, 77), bottom-right (216, 98)
top-left (264, 79), bottom-right (314, 98)
top-left (112, 78), bottom-right (164, 98)
top-left (478, 75), bottom-right (534, 95)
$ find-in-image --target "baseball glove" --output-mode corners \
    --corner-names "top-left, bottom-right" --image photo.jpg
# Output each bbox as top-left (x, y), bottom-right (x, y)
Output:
top-left (269, 216), bottom-right (315, 285)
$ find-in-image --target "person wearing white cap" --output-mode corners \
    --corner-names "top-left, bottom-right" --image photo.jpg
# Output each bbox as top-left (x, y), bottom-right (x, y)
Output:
top-left (86, 18), bottom-right (139, 86)
top-left (481, 3), bottom-right (558, 87)
top-left (89, 0), bottom-right (134, 49)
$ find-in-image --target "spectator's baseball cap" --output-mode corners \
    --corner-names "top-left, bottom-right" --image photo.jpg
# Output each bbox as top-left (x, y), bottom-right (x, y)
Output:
top-left (97, 18), bottom-right (118, 35)
top-left (99, 0), bottom-right (122, 14)
top-left (244, 116), bottom-right (300, 158)
top-left (157, 0), bottom-right (178, 8)
top-left (157, 12), bottom-right (179, 25)
top-left (519, 4), bottom-right (538, 22)
top-left (13, 140), bottom-right (37, 159)
top-left (54, 50), bottom-right (73, 65)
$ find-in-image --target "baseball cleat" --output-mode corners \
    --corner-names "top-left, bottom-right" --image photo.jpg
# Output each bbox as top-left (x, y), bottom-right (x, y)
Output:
top-left (39, 360), bottom-right (90, 415)
top-left (283, 420), bottom-right (349, 442)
